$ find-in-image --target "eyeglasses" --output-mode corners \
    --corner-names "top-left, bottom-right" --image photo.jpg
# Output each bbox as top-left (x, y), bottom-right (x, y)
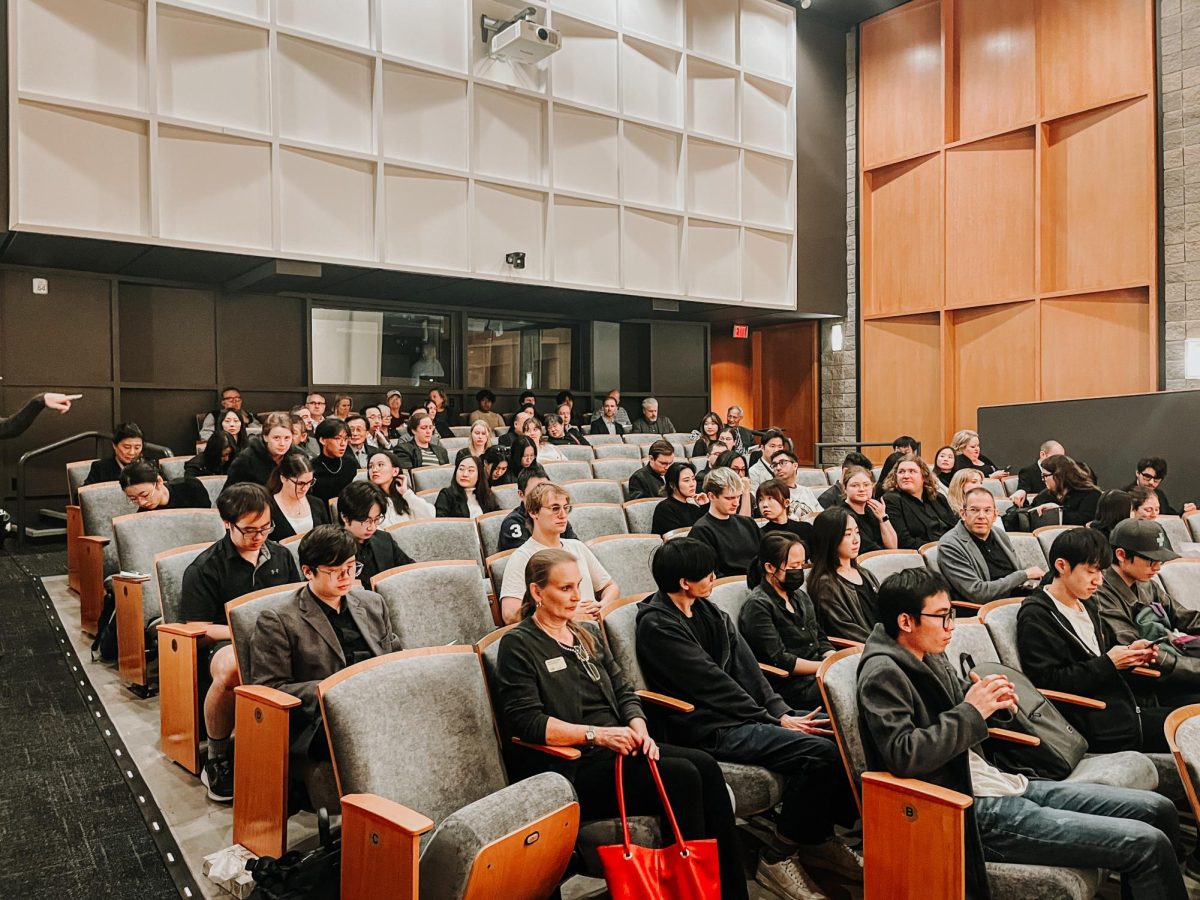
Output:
top-left (1041, 473), bottom-right (1053, 481)
top-left (126, 489), bottom-right (155, 505)
top-left (1139, 471), bottom-right (1162, 483)
top-left (318, 562), bottom-right (364, 579)
top-left (964, 506), bottom-right (994, 517)
top-left (287, 476), bottom-right (315, 489)
top-left (544, 504), bottom-right (573, 516)
top-left (919, 609), bottom-right (957, 630)
top-left (352, 515), bottom-right (386, 527)
top-left (232, 521), bottom-right (275, 538)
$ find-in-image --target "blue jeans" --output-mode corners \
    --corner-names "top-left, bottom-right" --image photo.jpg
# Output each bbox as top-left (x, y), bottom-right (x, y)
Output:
top-left (975, 780), bottom-right (1185, 900)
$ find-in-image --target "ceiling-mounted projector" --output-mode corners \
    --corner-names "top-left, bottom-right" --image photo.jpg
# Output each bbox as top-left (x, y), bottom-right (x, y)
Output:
top-left (481, 9), bottom-right (560, 62)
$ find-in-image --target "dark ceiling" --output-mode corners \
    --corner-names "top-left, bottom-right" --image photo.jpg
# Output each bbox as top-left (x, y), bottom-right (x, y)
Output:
top-left (790, 0), bottom-right (909, 28)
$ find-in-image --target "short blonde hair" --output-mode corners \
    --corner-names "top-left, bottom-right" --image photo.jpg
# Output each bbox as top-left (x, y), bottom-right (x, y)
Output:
top-left (524, 481), bottom-right (571, 516)
top-left (947, 468), bottom-right (984, 514)
top-left (950, 429), bottom-right (979, 454)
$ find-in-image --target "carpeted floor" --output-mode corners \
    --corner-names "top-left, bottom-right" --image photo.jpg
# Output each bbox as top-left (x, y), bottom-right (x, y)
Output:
top-left (0, 551), bottom-right (181, 899)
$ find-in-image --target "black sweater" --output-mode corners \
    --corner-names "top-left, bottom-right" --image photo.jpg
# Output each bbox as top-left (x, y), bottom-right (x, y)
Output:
top-left (0, 395), bottom-right (46, 440)
top-left (152, 478), bottom-right (212, 510)
top-left (311, 450), bottom-right (358, 502)
top-left (688, 513), bottom-right (762, 577)
top-left (226, 438), bottom-right (292, 487)
top-left (627, 463), bottom-right (666, 501)
top-left (651, 496), bottom-right (706, 535)
top-left (883, 490), bottom-right (957, 549)
top-left (739, 584), bottom-right (833, 707)
top-left (356, 530), bottom-right (414, 591)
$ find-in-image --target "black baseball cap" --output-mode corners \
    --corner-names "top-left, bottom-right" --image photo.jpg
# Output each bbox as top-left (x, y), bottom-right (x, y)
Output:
top-left (1110, 519), bottom-right (1180, 562)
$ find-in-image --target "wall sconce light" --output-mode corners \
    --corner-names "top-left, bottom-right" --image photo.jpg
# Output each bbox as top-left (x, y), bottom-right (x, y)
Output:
top-left (830, 323), bottom-right (844, 352)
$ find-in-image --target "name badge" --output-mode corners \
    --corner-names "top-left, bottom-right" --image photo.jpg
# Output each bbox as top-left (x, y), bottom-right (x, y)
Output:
top-left (545, 656), bottom-right (567, 673)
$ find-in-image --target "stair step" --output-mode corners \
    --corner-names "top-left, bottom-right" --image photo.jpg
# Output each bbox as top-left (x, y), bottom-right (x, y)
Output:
top-left (39, 508), bottom-right (67, 522)
top-left (25, 526), bottom-right (67, 539)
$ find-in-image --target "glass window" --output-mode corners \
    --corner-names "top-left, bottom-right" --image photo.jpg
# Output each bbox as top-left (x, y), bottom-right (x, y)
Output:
top-left (467, 318), bottom-right (573, 390)
top-left (312, 308), bottom-right (450, 387)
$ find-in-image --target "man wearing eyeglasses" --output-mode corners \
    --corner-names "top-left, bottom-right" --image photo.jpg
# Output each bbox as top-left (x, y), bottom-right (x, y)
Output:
top-left (860, 566), bottom-right (1186, 900)
top-left (937, 487), bottom-right (1044, 605)
top-left (1123, 456), bottom-right (1197, 517)
top-left (337, 481), bottom-right (414, 589)
top-left (766, 451), bottom-right (821, 520)
top-left (181, 483), bottom-right (302, 803)
top-left (250, 524), bottom-right (401, 767)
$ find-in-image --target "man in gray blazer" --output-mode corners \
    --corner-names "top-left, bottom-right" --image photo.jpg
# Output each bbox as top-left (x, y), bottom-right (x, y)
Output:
top-left (937, 487), bottom-right (1044, 605)
top-left (249, 524), bottom-right (401, 759)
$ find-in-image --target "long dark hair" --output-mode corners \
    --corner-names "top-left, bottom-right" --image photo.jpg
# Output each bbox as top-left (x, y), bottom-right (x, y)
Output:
top-left (482, 445), bottom-right (509, 485)
top-left (1089, 489), bottom-right (1131, 539)
top-left (201, 430), bottom-right (237, 476)
top-left (445, 454), bottom-right (499, 513)
top-left (714, 449), bottom-right (745, 472)
top-left (214, 407), bottom-right (249, 450)
top-left (694, 412), bottom-right (723, 452)
top-left (664, 461), bottom-right (696, 499)
top-left (1041, 454), bottom-right (1096, 497)
top-left (519, 548), bottom-right (597, 656)
top-left (267, 449), bottom-right (314, 494)
top-left (508, 436), bottom-right (538, 479)
top-left (369, 449), bottom-right (410, 517)
top-left (807, 506), bottom-right (857, 594)
top-left (751, 530), bottom-right (804, 592)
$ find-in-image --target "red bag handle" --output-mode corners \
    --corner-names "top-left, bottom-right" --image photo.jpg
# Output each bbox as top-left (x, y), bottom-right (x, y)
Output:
top-left (614, 753), bottom-right (689, 857)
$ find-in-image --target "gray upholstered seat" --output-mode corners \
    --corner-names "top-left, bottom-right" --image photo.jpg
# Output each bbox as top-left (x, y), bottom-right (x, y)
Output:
top-left (1007, 533), bottom-right (1049, 572)
top-left (1159, 561), bottom-right (1200, 612)
top-left (67, 459), bottom-right (96, 504)
top-left (1035, 525), bottom-right (1074, 561)
top-left (794, 469), bottom-right (828, 489)
top-left (112, 509), bottom-right (225, 627)
top-left (373, 561), bottom-right (495, 648)
top-left (1188, 513), bottom-right (1200, 543)
top-left (486, 551), bottom-right (513, 599)
top-left (226, 585), bottom-right (299, 683)
top-left (823, 467), bottom-right (842, 486)
top-left (587, 535), bottom-right (662, 596)
top-left (664, 527), bottom-right (691, 540)
top-left (440, 437), bottom-right (469, 453)
top-left (995, 497), bottom-right (1014, 516)
top-left (585, 434), bottom-right (623, 446)
top-left (279, 534), bottom-right (302, 571)
top-left (568, 504), bottom-right (629, 543)
top-left (593, 444), bottom-right (642, 460)
top-left (591, 458), bottom-right (642, 482)
top-left (1156, 516), bottom-right (1192, 553)
top-left (542, 461), bottom-right (593, 482)
top-left (663, 433), bottom-right (693, 445)
top-left (449, 425), bottom-right (473, 438)
top-left (622, 433), bottom-right (659, 446)
top-left (921, 544), bottom-right (941, 574)
top-left (622, 498), bottom-right (662, 534)
top-left (157, 456), bottom-right (189, 480)
top-left (981, 479), bottom-right (1006, 499)
top-left (980, 601), bottom-right (1023, 669)
top-left (1002, 476), bottom-right (1019, 496)
top-left (857, 549), bottom-right (925, 586)
top-left (492, 484), bottom-right (520, 510)
top-left (387, 519), bottom-right (483, 569)
top-left (197, 475), bottom-right (226, 504)
top-left (602, 600), bottom-right (784, 818)
top-left (562, 479), bottom-right (623, 505)
top-left (412, 465), bottom-right (454, 493)
top-left (707, 577), bottom-right (750, 623)
top-left (79, 483), bottom-right (133, 576)
top-left (556, 444), bottom-right (596, 461)
top-left (320, 649), bottom-right (579, 897)
top-left (155, 542), bottom-right (213, 623)
top-left (476, 510), bottom-right (509, 559)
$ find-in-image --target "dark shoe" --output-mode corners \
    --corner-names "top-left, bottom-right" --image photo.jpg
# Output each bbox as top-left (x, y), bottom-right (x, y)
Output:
top-left (201, 756), bottom-right (234, 803)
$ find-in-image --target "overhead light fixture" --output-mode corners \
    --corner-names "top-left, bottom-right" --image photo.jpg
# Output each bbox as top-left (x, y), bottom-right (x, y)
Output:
top-left (831, 323), bottom-right (844, 352)
top-left (800, 0), bottom-right (812, 8)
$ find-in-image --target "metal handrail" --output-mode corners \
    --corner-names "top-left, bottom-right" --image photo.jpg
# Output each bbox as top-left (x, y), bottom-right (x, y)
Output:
top-left (16, 433), bottom-right (174, 549)
top-left (813, 440), bottom-right (898, 467)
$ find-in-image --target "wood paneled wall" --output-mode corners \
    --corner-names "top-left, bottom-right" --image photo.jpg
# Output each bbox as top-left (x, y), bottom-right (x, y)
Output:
top-left (858, 0), bottom-right (1158, 449)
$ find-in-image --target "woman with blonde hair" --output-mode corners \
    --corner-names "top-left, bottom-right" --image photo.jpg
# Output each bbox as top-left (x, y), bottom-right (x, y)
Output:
top-left (950, 428), bottom-right (1008, 479)
top-left (946, 468), bottom-right (985, 516)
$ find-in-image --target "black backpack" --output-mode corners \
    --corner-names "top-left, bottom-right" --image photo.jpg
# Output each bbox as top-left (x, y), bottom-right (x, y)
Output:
top-left (958, 654), bottom-right (1088, 780)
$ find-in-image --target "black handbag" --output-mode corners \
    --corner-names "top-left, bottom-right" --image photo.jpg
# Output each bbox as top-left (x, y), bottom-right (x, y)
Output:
top-left (1002, 504), bottom-right (1063, 533)
top-left (247, 808), bottom-right (340, 899)
top-left (958, 655), bottom-right (1087, 780)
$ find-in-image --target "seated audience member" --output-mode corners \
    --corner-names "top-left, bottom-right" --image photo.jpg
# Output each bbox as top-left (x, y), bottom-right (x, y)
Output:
top-left (768, 450), bottom-right (822, 519)
top-left (499, 408), bottom-right (534, 448)
top-left (85, 422), bottom-right (148, 485)
top-left (652, 462), bottom-right (708, 536)
top-left (198, 387), bottom-right (253, 439)
top-left (185, 430), bottom-right (236, 478)
top-left (1130, 486), bottom-right (1161, 522)
top-left (891, 434), bottom-right (920, 456)
top-left (208, 408), bottom-right (250, 452)
top-left (522, 417), bottom-right (566, 462)
top-left (411, 341), bottom-right (445, 380)
top-left (882, 455), bottom-right (957, 549)
top-left (310, 419), bottom-right (357, 503)
top-left (859, 567), bottom-right (1185, 900)
top-left (1030, 454), bottom-right (1102, 526)
top-left (590, 389), bottom-right (631, 430)
top-left (331, 394), bottom-right (353, 420)
top-left (1124, 456), bottom-right (1197, 516)
top-left (363, 406), bottom-right (391, 450)
top-left (394, 412), bottom-right (449, 470)
top-left (946, 469), bottom-right (984, 518)
top-left (1017, 527), bottom-right (1171, 753)
top-left (1089, 490), bottom-right (1133, 540)
top-left (338, 481), bottom-right (414, 588)
top-left (462, 419), bottom-right (493, 460)
top-left (383, 390), bottom-right (405, 438)
top-left (470, 389), bottom-right (505, 431)
top-left (627, 439), bottom-right (675, 500)
top-left (481, 445), bottom-right (509, 488)
top-left (427, 388), bottom-right (454, 439)
top-left (713, 450), bottom-right (754, 516)
top-left (817, 451), bottom-right (873, 509)
top-left (498, 467), bottom-right (579, 551)
top-left (937, 487), bottom-right (1042, 605)
top-left (689, 467), bottom-right (762, 577)
top-left (344, 414), bottom-right (377, 468)
top-left (545, 413), bottom-right (580, 447)
top-left (518, 390), bottom-right (538, 417)
top-left (249, 524), bottom-right (401, 763)
top-left (555, 389), bottom-right (575, 410)
top-left (183, 483), bottom-right (301, 800)
top-left (555, 404), bottom-right (589, 445)
top-left (268, 453), bottom-right (330, 540)
top-left (839, 466), bottom-right (896, 553)
top-left (589, 395), bottom-right (626, 435)
top-left (724, 406), bottom-right (756, 454)
top-left (756, 479), bottom-right (813, 547)
top-left (630, 397), bottom-right (676, 435)
top-left (305, 392), bottom-right (327, 426)
top-left (950, 429), bottom-right (1008, 479)
top-left (495, 550), bottom-right (750, 900)
top-left (690, 412), bottom-right (723, 458)
top-left (506, 436), bottom-right (540, 486)
top-left (741, 533), bottom-right (834, 708)
top-left (749, 430), bottom-right (790, 489)
top-left (289, 406), bottom-right (319, 457)
top-left (499, 483), bottom-right (618, 625)
top-left (635, 538), bottom-right (860, 895)
top-left (805, 507), bottom-right (879, 643)
top-left (226, 412), bottom-right (296, 487)
top-left (872, 451), bottom-right (904, 500)
top-left (1017, 439), bottom-right (1065, 496)
top-left (120, 460), bottom-right (210, 510)
top-left (367, 450), bottom-right (435, 526)
top-left (435, 454), bottom-right (499, 519)
top-left (1095, 519), bottom-right (1200, 697)
top-left (931, 445), bottom-right (956, 488)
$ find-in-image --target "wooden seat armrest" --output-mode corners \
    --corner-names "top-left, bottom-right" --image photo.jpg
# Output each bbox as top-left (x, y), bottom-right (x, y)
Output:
top-left (988, 727), bottom-right (1040, 746)
top-left (861, 771), bottom-right (972, 809)
top-left (759, 662), bottom-right (790, 678)
top-left (1133, 666), bottom-right (1161, 678)
top-left (635, 690), bottom-right (695, 713)
top-left (157, 622), bottom-right (209, 639)
top-left (341, 794), bottom-right (433, 900)
top-left (234, 685), bottom-right (301, 711)
top-left (829, 637), bottom-right (864, 649)
top-left (512, 738), bottom-right (582, 760)
top-left (79, 535), bottom-right (111, 547)
top-left (342, 794), bottom-right (435, 837)
top-left (1039, 689), bottom-right (1106, 709)
top-left (952, 601), bottom-right (983, 611)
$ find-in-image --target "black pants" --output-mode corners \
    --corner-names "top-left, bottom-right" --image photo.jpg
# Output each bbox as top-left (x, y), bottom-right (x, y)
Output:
top-left (572, 745), bottom-right (749, 900)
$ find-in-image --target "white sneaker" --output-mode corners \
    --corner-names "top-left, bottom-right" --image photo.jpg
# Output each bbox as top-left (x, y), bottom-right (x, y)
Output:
top-left (793, 838), bottom-right (863, 882)
top-left (755, 857), bottom-right (829, 900)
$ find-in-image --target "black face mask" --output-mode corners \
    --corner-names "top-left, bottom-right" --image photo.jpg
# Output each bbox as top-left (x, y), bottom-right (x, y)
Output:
top-left (780, 570), bottom-right (805, 591)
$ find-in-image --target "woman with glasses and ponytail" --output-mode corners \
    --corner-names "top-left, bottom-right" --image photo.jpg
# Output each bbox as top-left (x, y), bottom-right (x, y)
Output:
top-left (268, 452), bottom-right (331, 540)
top-left (495, 549), bottom-right (750, 900)
top-left (337, 480), bottom-right (414, 589)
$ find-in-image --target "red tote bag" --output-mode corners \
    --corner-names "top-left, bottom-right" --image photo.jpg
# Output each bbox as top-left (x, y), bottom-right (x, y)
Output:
top-left (596, 754), bottom-right (722, 900)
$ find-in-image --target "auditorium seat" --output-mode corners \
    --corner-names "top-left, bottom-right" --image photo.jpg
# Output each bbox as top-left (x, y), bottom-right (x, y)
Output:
top-left (449, 425), bottom-right (474, 438)
top-left (622, 433), bottom-right (658, 447)
top-left (1187, 511), bottom-right (1200, 543)
top-left (555, 444), bottom-right (595, 462)
top-left (586, 534), bottom-right (661, 596)
top-left (492, 484), bottom-right (520, 510)
top-left (197, 475), bottom-right (226, 504)
top-left (441, 437), bottom-right (468, 453)
top-left (542, 461), bottom-right (592, 482)
top-left (1158, 560), bottom-right (1200, 612)
top-left (1002, 476), bottom-right (1020, 496)
top-left (1165, 705), bottom-right (1200, 824)
top-left (412, 465), bottom-right (454, 493)
top-left (476, 510), bottom-right (509, 559)
top-left (565, 503), bottom-right (628, 543)
top-left (485, 550), bottom-right (514, 600)
top-left (823, 467), bottom-right (842, 486)
top-left (664, 527), bottom-right (692, 541)
top-left (66, 459), bottom-right (95, 504)
top-left (981, 479), bottom-right (1006, 499)
top-left (1034, 524), bottom-right (1076, 560)
top-left (592, 444), bottom-right (641, 460)
top-left (794, 468), bottom-right (828, 489)
top-left (387, 519), bottom-right (484, 570)
top-left (622, 497), bottom-right (661, 534)
top-left (1007, 532), bottom-right (1049, 572)
top-left (1155, 515), bottom-right (1194, 554)
top-left (371, 561), bottom-right (495, 648)
top-left (663, 433), bottom-right (694, 446)
top-left (157, 456), bottom-right (190, 480)
top-left (857, 549), bottom-right (925, 585)
top-left (76, 483), bottom-right (129, 634)
top-left (561, 478), bottom-right (623, 505)
top-left (591, 459), bottom-right (641, 482)
top-left (918, 541), bottom-right (940, 574)
top-left (585, 434), bottom-right (623, 446)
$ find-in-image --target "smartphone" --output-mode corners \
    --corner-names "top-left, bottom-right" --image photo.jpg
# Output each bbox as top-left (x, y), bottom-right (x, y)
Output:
top-left (1149, 636), bottom-right (1172, 646)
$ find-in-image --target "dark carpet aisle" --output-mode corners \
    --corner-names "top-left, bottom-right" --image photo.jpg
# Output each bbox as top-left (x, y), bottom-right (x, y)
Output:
top-left (0, 549), bottom-right (184, 898)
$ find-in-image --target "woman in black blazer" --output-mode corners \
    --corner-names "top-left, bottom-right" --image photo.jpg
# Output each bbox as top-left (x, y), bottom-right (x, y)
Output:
top-left (1030, 454), bottom-right (1103, 526)
top-left (435, 455), bottom-right (499, 518)
top-left (495, 549), bottom-right (749, 900)
top-left (338, 480), bottom-right (414, 588)
top-left (881, 455), bottom-right (957, 549)
top-left (268, 453), bottom-right (331, 539)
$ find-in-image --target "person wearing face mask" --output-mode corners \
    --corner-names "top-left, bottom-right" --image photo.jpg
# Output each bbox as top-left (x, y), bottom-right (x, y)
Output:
top-left (226, 412), bottom-right (298, 487)
top-left (249, 524), bottom-right (402, 765)
top-left (338, 481), bottom-right (414, 589)
top-left (268, 452), bottom-right (331, 540)
top-left (311, 418), bottom-right (358, 503)
top-left (740, 533), bottom-right (835, 709)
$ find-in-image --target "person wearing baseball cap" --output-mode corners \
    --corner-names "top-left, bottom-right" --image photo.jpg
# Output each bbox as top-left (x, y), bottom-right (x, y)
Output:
top-left (1095, 519), bottom-right (1200, 696)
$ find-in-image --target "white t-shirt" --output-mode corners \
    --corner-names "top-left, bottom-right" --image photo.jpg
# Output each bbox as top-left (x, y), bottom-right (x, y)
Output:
top-left (537, 443), bottom-right (567, 462)
top-left (380, 490), bottom-right (436, 528)
top-left (467, 495), bottom-right (483, 518)
top-left (968, 750), bottom-right (1028, 798)
top-left (1050, 596), bottom-right (1101, 656)
top-left (282, 508), bottom-right (314, 535)
top-left (500, 536), bottom-right (613, 604)
top-left (788, 484), bottom-right (821, 519)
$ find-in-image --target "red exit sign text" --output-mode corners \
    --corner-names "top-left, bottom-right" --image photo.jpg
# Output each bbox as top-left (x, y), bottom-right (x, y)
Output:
top-left (732, 324), bottom-right (749, 339)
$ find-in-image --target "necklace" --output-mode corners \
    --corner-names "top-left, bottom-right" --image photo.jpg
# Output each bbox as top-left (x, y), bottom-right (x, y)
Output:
top-left (320, 453), bottom-right (344, 475)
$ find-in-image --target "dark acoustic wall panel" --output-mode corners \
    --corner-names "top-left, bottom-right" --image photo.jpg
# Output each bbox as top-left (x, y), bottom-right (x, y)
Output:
top-left (119, 389), bottom-right (215, 462)
top-left (1, 272), bottom-right (113, 385)
top-left (243, 391), bottom-right (308, 417)
top-left (978, 390), bottom-right (1200, 509)
top-left (651, 322), bottom-right (709, 397)
top-left (119, 286), bottom-right (217, 385)
top-left (618, 323), bottom-right (652, 394)
top-left (217, 293), bottom-right (307, 387)
top-left (0, 385), bottom-right (115, 498)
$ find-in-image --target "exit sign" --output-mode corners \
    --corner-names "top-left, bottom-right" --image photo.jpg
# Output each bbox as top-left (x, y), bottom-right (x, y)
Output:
top-left (732, 324), bottom-right (749, 339)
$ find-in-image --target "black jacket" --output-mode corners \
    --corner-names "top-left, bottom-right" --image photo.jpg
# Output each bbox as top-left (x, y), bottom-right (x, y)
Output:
top-left (269, 494), bottom-right (332, 540)
top-left (627, 463), bottom-right (666, 501)
top-left (1016, 589), bottom-right (1143, 752)
top-left (857, 626), bottom-right (993, 900)
top-left (496, 618), bottom-right (644, 782)
top-left (1017, 462), bottom-right (1043, 496)
top-left (635, 591), bottom-right (791, 750)
top-left (589, 418), bottom-right (625, 436)
top-left (650, 497), bottom-right (705, 535)
top-left (84, 456), bottom-right (130, 486)
top-left (1122, 483), bottom-right (1184, 517)
top-left (817, 483), bottom-right (842, 509)
top-left (883, 490), bottom-right (957, 549)
top-left (154, 478), bottom-right (212, 510)
top-left (394, 440), bottom-right (449, 470)
top-left (1030, 487), bottom-right (1101, 526)
top-left (311, 450), bottom-right (358, 502)
top-left (184, 453), bottom-right (229, 479)
top-left (951, 454), bottom-right (1001, 478)
top-left (356, 530), bottom-right (414, 590)
top-left (739, 584), bottom-right (833, 707)
top-left (226, 438), bottom-right (292, 487)
top-left (806, 569), bottom-right (880, 643)
top-left (434, 487), bottom-right (495, 519)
